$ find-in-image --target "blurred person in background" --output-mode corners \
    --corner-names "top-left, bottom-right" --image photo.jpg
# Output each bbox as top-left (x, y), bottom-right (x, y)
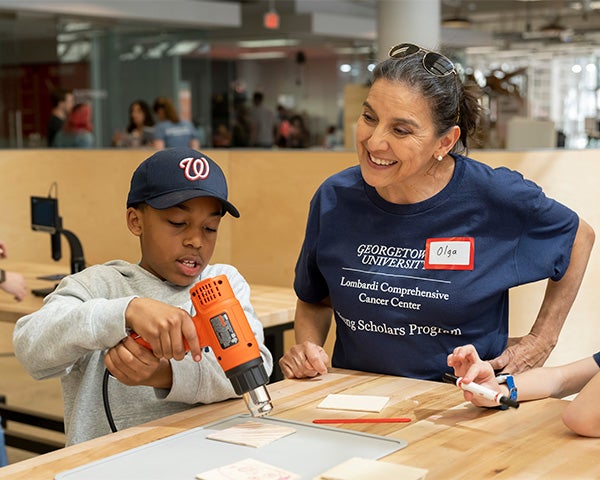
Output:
top-left (152, 97), bottom-right (200, 149)
top-left (113, 100), bottom-right (155, 148)
top-left (47, 88), bottom-right (74, 147)
top-left (53, 103), bottom-right (94, 148)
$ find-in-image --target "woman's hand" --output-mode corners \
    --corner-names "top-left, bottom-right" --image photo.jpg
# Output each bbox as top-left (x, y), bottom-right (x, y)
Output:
top-left (279, 341), bottom-right (329, 379)
top-left (489, 333), bottom-right (553, 374)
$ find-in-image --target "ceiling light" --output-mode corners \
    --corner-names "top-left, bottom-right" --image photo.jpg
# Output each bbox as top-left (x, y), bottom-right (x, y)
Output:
top-left (238, 39), bottom-right (299, 48)
top-left (167, 41), bottom-right (201, 56)
top-left (263, 0), bottom-right (279, 29)
top-left (442, 16), bottom-right (472, 29)
top-left (239, 51), bottom-right (286, 60)
top-left (264, 11), bottom-right (279, 29)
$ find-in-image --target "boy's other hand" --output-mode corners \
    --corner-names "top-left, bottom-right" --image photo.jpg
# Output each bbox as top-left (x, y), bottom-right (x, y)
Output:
top-left (104, 336), bottom-right (173, 388)
top-left (125, 297), bottom-right (202, 362)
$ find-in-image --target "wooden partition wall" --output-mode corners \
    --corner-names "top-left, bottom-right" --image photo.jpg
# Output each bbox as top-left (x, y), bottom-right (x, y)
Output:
top-left (1, 148), bottom-right (599, 365)
top-left (0, 149), bottom-right (356, 285)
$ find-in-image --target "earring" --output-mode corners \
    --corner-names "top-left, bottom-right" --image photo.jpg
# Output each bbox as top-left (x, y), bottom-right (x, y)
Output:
top-left (436, 155), bottom-right (443, 162)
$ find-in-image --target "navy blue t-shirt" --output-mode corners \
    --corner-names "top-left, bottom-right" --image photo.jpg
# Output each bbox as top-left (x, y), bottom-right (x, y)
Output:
top-left (593, 351), bottom-right (600, 367)
top-left (294, 154), bottom-right (579, 380)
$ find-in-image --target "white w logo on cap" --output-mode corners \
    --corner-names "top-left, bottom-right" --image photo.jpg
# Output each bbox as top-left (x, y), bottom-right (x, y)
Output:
top-left (179, 157), bottom-right (210, 181)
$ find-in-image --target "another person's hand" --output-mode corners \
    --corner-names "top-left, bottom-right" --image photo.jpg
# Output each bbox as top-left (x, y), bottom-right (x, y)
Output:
top-left (112, 130), bottom-right (124, 147)
top-left (0, 270), bottom-right (27, 301)
top-left (104, 336), bottom-right (172, 388)
top-left (279, 341), bottom-right (329, 379)
top-left (489, 332), bottom-right (552, 374)
top-left (447, 344), bottom-right (500, 407)
top-left (0, 240), bottom-right (7, 258)
top-left (124, 297), bottom-right (202, 362)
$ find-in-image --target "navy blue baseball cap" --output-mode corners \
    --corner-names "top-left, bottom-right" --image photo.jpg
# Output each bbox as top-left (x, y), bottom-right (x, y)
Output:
top-left (126, 147), bottom-right (240, 217)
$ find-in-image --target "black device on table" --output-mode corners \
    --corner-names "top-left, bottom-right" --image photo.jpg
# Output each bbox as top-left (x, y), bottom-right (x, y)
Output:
top-left (30, 195), bottom-right (86, 297)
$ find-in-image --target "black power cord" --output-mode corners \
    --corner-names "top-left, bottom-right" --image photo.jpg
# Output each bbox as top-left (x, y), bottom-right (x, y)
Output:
top-left (102, 368), bottom-right (118, 432)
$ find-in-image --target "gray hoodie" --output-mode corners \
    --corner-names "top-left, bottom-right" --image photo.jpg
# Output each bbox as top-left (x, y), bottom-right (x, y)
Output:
top-left (13, 260), bottom-right (273, 445)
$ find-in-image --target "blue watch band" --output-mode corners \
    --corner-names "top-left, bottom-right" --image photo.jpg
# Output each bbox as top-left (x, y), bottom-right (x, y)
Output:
top-left (497, 374), bottom-right (518, 402)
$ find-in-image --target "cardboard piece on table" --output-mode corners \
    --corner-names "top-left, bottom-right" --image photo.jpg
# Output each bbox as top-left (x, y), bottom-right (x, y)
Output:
top-left (317, 394), bottom-right (390, 413)
top-left (197, 457), bottom-right (301, 480)
top-left (313, 457), bottom-right (428, 480)
top-left (205, 420), bottom-right (296, 448)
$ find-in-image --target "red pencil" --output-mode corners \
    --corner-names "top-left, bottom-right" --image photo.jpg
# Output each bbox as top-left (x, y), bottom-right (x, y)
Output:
top-left (312, 417), bottom-right (411, 424)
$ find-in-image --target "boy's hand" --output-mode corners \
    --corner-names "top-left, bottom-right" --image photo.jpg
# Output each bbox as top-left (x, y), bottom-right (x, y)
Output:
top-left (447, 344), bottom-right (500, 407)
top-left (125, 297), bottom-right (202, 362)
top-left (279, 341), bottom-right (329, 379)
top-left (104, 336), bottom-right (172, 388)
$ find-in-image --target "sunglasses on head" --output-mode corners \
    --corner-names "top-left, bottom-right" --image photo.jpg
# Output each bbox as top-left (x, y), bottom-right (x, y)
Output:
top-left (388, 43), bottom-right (456, 77)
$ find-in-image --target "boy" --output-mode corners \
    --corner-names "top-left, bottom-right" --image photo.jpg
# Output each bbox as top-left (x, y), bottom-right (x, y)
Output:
top-left (13, 148), bottom-right (273, 445)
top-left (448, 344), bottom-right (599, 437)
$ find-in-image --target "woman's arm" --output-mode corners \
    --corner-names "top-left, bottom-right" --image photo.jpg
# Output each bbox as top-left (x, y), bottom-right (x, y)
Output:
top-left (490, 218), bottom-right (595, 374)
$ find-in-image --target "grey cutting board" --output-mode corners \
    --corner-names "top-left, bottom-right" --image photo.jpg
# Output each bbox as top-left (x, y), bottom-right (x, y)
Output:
top-left (55, 414), bottom-right (408, 480)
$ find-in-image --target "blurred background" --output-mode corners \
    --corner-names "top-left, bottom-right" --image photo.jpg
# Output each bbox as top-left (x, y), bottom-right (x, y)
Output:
top-left (1, 0), bottom-right (600, 150)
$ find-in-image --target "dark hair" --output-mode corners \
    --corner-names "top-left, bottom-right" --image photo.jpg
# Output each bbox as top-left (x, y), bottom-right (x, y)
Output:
top-left (127, 100), bottom-right (154, 133)
top-left (372, 51), bottom-right (482, 153)
top-left (50, 88), bottom-right (73, 108)
top-left (253, 92), bottom-right (264, 104)
top-left (153, 96), bottom-right (179, 123)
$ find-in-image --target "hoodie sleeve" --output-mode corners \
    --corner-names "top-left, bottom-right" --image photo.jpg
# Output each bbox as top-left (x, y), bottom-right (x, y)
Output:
top-left (13, 271), bottom-right (132, 380)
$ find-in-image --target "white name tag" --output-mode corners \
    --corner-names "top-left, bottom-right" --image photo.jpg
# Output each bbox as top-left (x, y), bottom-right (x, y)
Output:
top-left (425, 237), bottom-right (474, 270)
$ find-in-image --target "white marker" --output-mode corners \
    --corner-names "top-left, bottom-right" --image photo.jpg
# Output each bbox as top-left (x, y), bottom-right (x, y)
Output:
top-left (443, 373), bottom-right (519, 409)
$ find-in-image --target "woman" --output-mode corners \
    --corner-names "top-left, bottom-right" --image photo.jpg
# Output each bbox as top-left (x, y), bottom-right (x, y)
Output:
top-left (279, 43), bottom-right (595, 381)
top-left (113, 100), bottom-right (155, 148)
top-left (152, 97), bottom-right (200, 149)
top-left (53, 103), bottom-right (94, 148)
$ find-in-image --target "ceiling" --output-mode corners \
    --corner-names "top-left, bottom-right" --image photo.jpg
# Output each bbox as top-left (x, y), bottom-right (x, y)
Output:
top-left (442, 0), bottom-right (600, 47)
top-left (1, 1), bottom-right (600, 61)
top-left (210, 0), bottom-right (600, 59)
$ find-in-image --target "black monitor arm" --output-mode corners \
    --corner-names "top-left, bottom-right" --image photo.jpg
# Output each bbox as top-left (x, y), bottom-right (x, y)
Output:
top-left (60, 229), bottom-right (86, 274)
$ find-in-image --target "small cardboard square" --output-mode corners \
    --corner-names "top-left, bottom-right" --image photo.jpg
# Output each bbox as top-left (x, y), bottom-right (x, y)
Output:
top-left (313, 457), bottom-right (428, 480)
top-left (317, 394), bottom-right (389, 413)
top-left (205, 420), bottom-right (296, 448)
top-left (197, 457), bottom-right (301, 480)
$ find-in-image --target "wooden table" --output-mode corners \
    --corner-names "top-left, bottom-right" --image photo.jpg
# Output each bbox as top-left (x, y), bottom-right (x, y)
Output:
top-left (0, 368), bottom-right (598, 479)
